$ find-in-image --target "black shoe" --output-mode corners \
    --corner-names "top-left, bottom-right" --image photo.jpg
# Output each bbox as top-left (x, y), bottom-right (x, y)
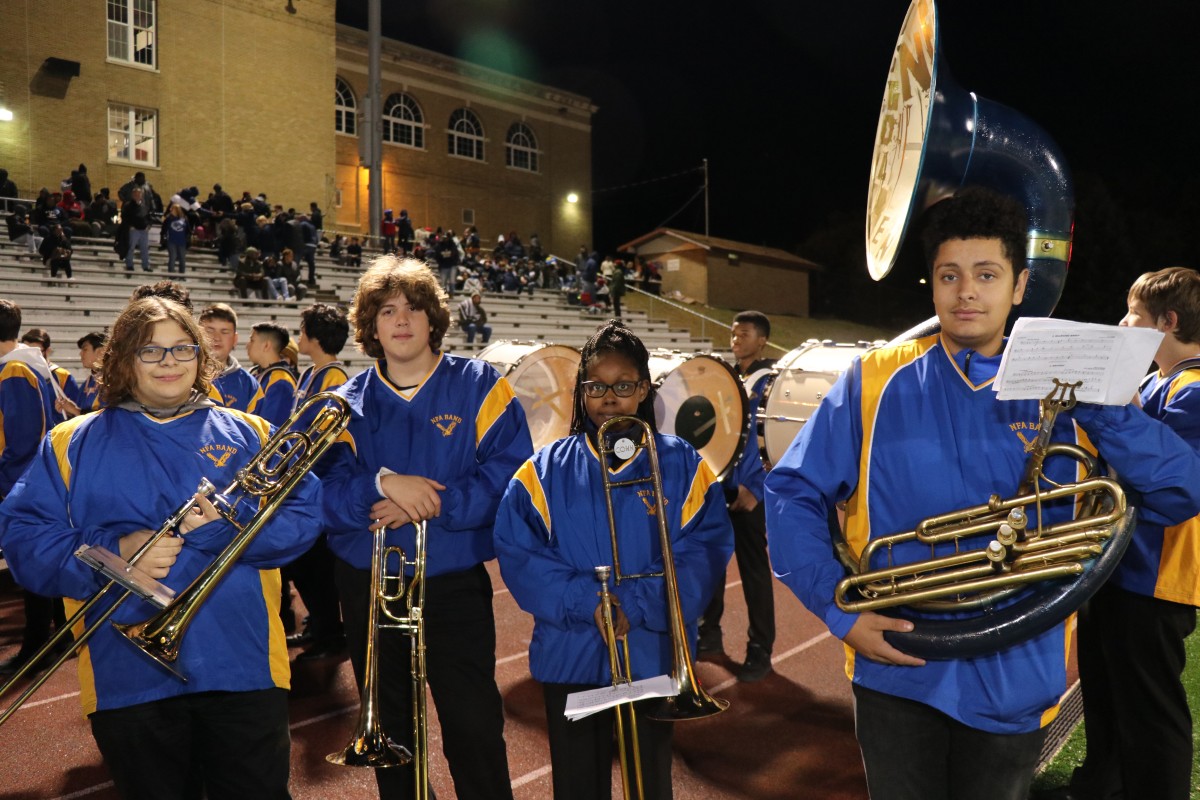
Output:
top-left (697, 626), bottom-right (723, 655)
top-left (295, 635), bottom-right (347, 662)
top-left (738, 643), bottom-right (772, 683)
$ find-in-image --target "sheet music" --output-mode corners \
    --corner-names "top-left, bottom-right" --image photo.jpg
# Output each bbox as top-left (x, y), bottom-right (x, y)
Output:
top-left (994, 318), bottom-right (1163, 403)
top-left (563, 674), bottom-right (676, 721)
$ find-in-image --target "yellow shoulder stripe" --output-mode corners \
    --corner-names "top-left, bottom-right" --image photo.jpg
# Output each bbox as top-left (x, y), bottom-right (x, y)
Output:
top-left (49, 412), bottom-right (96, 490)
top-left (1166, 369), bottom-right (1200, 405)
top-left (513, 459), bottom-right (551, 536)
top-left (476, 376), bottom-right (517, 447)
top-left (680, 458), bottom-right (717, 530)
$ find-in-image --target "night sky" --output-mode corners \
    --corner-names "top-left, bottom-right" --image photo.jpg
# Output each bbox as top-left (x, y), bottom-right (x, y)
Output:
top-left (337, 0), bottom-right (1199, 322)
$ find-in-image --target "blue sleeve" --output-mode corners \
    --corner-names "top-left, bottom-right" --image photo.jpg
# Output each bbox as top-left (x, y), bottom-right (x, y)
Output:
top-left (318, 436), bottom-right (381, 534)
top-left (0, 373), bottom-right (47, 497)
top-left (440, 394), bottom-right (534, 532)
top-left (62, 373), bottom-right (84, 407)
top-left (765, 362), bottom-right (864, 640)
top-left (617, 455), bottom-right (734, 633)
top-left (493, 472), bottom-right (605, 630)
top-left (257, 375), bottom-right (296, 428)
top-left (0, 434), bottom-right (121, 598)
top-left (1072, 401), bottom-right (1200, 527)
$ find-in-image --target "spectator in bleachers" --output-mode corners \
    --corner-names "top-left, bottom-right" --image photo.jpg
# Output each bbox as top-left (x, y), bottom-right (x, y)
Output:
top-left (261, 254), bottom-right (291, 302)
top-left (529, 232), bottom-right (544, 264)
top-left (120, 187), bottom-right (152, 272)
top-left (381, 209), bottom-right (398, 254)
top-left (85, 188), bottom-right (117, 236)
top-left (233, 246), bottom-right (269, 299)
top-left (462, 225), bottom-right (480, 259)
top-left (70, 164), bottom-right (92, 205)
top-left (609, 259), bottom-right (627, 320)
top-left (457, 292), bottom-right (492, 345)
top-left (117, 171), bottom-right (160, 214)
top-left (309, 201), bottom-right (323, 236)
top-left (31, 190), bottom-right (65, 236)
top-left (75, 331), bottom-right (107, 412)
top-left (434, 229), bottom-right (461, 297)
top-left (277, 248), bottom-right (307, 301)
top-left (199, 303), bottom-right (262, 413)
top-left (0, 169), bottom-right (17, 202)
top-left (298, 214), bottom-right (318, 284)
top-left (346, 236), bottom-right (362, 267)
top-left (329, 234), bottom-right (345, 264)
top-left (38, 223), bottom-right (73, 281)
top-left (56, 190), bottom-right (93, 238)
top-left (216, 217), bottom-right (245, 269)
top-left (6, 205), bottom-right (40, 255)
top-left (397, 209), bottom-right (415, 255)
top-left (163, 202), bottom-right (190, 274)
top-left (208, 183), bottom-right (235, 222)
top-left (461, 270), bottom-right (485, 298)
top-left (255, 215), bottom-right (278, 260)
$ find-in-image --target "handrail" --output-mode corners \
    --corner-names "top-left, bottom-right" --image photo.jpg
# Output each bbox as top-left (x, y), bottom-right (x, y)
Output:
top-left (625, 285), bottom-right (790, 354)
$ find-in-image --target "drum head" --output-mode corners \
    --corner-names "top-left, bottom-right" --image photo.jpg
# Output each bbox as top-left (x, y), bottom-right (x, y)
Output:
top-left (477, 342), bottom-right (581, 451)
top-left (649, 353), bottom-right (747, 480)
top-left (759, 342), bottom-right (873, 470)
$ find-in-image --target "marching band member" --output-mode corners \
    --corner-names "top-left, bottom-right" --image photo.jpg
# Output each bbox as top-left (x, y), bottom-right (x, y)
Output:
top-left (320, 256), bottom-right (532, 800)
top-left (493, 320), bottom-right (733, 800)
top-left (764, 188), bottom-right (1200, 800)
top-left (0, 297), bottom-right (323, 799)
top-left (199, 303), bottom-right (264, 413)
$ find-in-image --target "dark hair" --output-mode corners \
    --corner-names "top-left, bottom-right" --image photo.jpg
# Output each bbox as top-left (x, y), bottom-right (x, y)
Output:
top-left (570, 320), bottom-right (657, 434)
top-left (350, 256), bottom-right (451, 357)
top-left (251, 322), bottom-right (291, 355)
top-left (300, 302), bottom-right (349, 356)
top-left (20, 327), bottom-right (50, 352)
top-left (0, 299), bottom-right (21, 341)
top-left (733, 310), bottom-right (770, 339)
top-left (130, 280), bottom-right (193, 313)
top-left (98, 297), bottom-right (216, 405)
top-left (920, 186), bottom-right (1027, 276)
top-left (199, 302), bottom-right (238, 327)
top-left (1128, 267), bottom-right (1200, 345)
top-left (77, 331), bottom-right (108, 349)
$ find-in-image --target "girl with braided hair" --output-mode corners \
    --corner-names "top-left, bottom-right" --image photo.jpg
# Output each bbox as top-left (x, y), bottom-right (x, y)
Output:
top-left (495, 319), bottom-right (733, 799)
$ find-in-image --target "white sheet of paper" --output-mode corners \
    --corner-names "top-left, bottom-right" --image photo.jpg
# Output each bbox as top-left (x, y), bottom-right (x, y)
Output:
top-left (994, 318), bottom-right (1163, 403)
top-left (563, 674), bottom-right (677, 721)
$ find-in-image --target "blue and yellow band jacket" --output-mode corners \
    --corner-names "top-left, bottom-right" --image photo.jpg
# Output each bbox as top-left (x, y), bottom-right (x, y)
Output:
top-left (212, 358), bottom-right (263, 414)
top-left (0, 405), bottom-right (323, 715)
top-left (1111, 360), bottom-right (1200, 606)
top-left (320, 354), bottom-right (533, 576)
top-left (494, 431), bottom-right (733, 686)
top-left (255, 362), bottom-right (298, 429)
top-left (765, 334), bottom-right (1200, 734)
top-left (0, 359), bottom-right (51, 497)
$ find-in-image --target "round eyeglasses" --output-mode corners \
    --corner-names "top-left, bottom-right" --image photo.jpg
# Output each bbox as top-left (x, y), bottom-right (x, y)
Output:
top-left (581, 380), bottom-right (643, 399)
top-left (137, 344), bottom-right (201, 364)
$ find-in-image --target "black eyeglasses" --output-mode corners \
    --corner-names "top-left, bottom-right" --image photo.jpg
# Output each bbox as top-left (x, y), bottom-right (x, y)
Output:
top-left (581, 380), bottom-right (644, 399)
top-left (137, 344), bottom-right (201, 364)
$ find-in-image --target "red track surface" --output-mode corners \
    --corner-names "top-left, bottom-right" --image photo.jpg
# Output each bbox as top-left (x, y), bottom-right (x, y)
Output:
top-left (0, 560), bottom-right (868, 799)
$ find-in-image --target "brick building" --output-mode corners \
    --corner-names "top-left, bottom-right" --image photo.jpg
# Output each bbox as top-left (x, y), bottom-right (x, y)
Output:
top-left (0, 1), bottom-right (593, 255)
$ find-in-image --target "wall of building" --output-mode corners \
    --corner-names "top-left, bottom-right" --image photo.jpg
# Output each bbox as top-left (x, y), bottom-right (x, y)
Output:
top-left (0, 0), bottom-right (336, 213)
top-left (705, 254), bottom-right (810, 317)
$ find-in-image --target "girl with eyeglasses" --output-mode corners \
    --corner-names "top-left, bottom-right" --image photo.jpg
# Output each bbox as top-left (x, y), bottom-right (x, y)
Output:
top-left (493, 319), bottom-right (733, 800)
top-left (0, 296), bottom-right (323, 800)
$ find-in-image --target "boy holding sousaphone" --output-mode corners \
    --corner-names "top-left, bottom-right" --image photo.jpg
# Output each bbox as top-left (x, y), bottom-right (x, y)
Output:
top-left (765, 189), bottom-right (1200, 800)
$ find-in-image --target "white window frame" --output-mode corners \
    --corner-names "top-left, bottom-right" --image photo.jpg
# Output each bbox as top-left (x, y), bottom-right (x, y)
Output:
top-left (107, 0), bottom-right (157, 69)
top-left (505, 122), bottom-right (541, 173)
top-left (447, 108), bottom-right (485, 162)
top-left (382, 92), bottom-right (425, 149)
top-left (336, 77), bottom-right (357, 136)
top-left (108, 103), bottom-right (158, 167)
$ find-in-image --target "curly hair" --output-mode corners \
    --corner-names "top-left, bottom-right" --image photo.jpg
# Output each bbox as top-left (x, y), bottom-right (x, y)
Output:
top-left (98, 297), bottom-right (217, 406)
top-left (1128, 267), bottom-right (1200, 345)
top-left (300, 302), bottom-right (350, 356)
top-left (350, 255), bottom-right (450, 358)
top-left (920, 186), bottom-right (1027, 277)
top-left (569, 319), bottom-right (657, 434)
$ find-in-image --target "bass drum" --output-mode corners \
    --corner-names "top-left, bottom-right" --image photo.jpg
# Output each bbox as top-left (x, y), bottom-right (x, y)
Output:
top-left (758, 340), bottom-right (880, 470)
top-left (476, 341), bottom-right (582, 451)
top-left (648, 351), bottom-right (747, 480)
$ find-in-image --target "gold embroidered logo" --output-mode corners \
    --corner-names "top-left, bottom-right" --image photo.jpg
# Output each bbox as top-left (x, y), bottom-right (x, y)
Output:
top-left (638, 489), bottom-right (668, 516)
top-left (432, 414), bottom-right (463, 437)
top-left (200, 443), bottom-right (238, 468)
top-left (1009, 420), bottom-right (1041, 453)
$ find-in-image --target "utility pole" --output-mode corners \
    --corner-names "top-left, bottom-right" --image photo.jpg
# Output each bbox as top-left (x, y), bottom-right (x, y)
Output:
top-left (367, 0), bottom-right (383, 242)
top-left (703, 158), bottom-right (710, 237)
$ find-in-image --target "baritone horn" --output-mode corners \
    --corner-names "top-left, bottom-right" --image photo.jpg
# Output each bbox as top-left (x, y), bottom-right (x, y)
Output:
top-left (596, 415), bottom-right (728, 722)
top-left (327, 520), bottom-right (430, 800)
top-left (113, 392), bottom-right (351, 679)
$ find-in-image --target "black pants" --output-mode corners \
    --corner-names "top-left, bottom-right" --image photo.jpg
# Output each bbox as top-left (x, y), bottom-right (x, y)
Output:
top-left (541, 682), bottom-right (673, 800)
top-left (852, 684), bottom-right (1046, 800)
top-left (336, 559), bottom-right (513, 800)
top-left (1070, 583), bottom-right (1196, 800)
top-left (282, 534), bottom-right (343, 642)
top-left (701, 503), bottom-right (775, 651)
top-left (19, 589), bottom-right (65, 652)
top-left (89, 688), bottom-right (291, 800)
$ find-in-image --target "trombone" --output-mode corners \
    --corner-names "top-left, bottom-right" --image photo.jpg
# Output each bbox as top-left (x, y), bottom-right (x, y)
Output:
top-left (0, 391), bottom-right (350, 724)
top-left (595, 564), bottom-right (645, 800)
top-left (327, 519), bottom-right (430, 800)
top-left (595, 415), bottom-right (728, 722)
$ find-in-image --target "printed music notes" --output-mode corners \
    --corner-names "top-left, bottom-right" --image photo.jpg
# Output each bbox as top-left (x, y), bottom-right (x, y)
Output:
top-left (994, 318), bottom-right (1163, 404)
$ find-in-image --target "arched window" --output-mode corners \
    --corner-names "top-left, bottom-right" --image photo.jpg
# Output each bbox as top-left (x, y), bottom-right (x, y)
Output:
top-left (383, 93), bottom-right (424, 149)
top-left (335, 77), bottom-right (356, 135)
top-left (505, 122), bottom-right (540, 173)
top-left (447, 108), bottom-right (484, 161)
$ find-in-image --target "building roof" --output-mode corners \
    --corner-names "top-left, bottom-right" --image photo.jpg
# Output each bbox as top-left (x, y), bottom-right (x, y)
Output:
top-left (618, 228), bottom-right (821, 272)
